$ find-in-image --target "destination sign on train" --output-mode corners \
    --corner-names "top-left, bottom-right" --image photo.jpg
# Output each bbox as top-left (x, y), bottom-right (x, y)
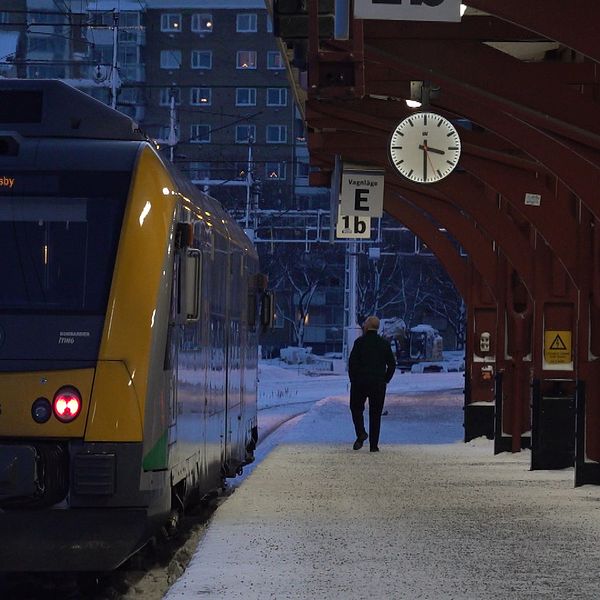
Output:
top-left (0, 176), bottom-right (15, 190)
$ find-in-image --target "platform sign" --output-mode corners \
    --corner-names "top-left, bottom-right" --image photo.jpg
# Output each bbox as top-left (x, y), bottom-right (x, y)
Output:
top-left (336, 214), bottom-right (371, 239)
top-left (354, 0), bottom-right (461, 22)
top-left (544, 330), bottom-right (572, 364)
top-left (339, 167), bottom-right (384, 217)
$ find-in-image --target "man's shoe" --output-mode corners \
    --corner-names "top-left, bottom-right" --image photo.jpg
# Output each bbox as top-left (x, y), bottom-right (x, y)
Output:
top-left (353, 432), bottom-right (368, 450)
top-left (370, 447), bottom-right (380, 452)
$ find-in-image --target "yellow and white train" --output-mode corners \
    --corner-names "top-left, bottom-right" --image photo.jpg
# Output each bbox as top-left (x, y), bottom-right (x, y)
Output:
top-left (0, 80), bottom-right (269, 571)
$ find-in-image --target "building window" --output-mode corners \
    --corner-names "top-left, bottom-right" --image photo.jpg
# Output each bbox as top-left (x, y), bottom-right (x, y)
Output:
top-left (190, 124), bottom-right (211, 143)
top-left (161, 13), bottom-right (181, 32)
top-left (266, 15), bottom-right (273, 33)
top-left (235, 125), bottom-right (256, 143)
top-left (266, 125), bottom-right (287, 144)
top-left (119, 12), bottom-right (140, 43)
top-left (0, 12), bottom-right (9, 24)
top-left (192, 13), bottom-right (213, 32)
top-left (267, 51), bottom-right (285, 70)
top-left (27, 65), bottom-right (66, 78)
top-left (119, 45), bottom-right (140, 66)
top-left (267, 88), bottom-right (287, 107)
top-left (191, 50), bottom-right (212, 69)
top-left (190, 87), bottom-right (211, 106)
top-left (236, 13), bottom-right (257, 32)
top-left (234, 162), bottom-right (249, 179)
top-left (29, 12), bottom-right (59, 25)
top-left (236, 50), bottom-right (257, 69)
top-left (236, 88), bottom-right (256, 106)
top-left (160, 50), bottom-right (181, 69)
top-left (296, 161), bottom-right (310, 178)
top-left (28, 36), bottom-right (66, 54)
top-left (119, 87), bottom-right (140, 104)
top-left (160, 87), bottom-right (181, 106)
top-left (189, 162), bottom-right (210, 180)
top-left (157, 125), bottom-right (176, 141)
top-left (265, 162), bottom-right (286, 180)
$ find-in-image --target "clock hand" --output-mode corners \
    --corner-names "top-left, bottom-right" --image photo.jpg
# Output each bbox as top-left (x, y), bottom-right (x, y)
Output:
top-left (419, 144), bottom-right (445, 155)
top-left (425, 146), bottom-right (436, 175)
top-left (422, 141), bottom-right (427, 181)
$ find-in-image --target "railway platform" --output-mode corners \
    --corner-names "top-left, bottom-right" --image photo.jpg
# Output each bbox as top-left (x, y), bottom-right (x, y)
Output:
top-left (164, 390), bottom-right (600, 600)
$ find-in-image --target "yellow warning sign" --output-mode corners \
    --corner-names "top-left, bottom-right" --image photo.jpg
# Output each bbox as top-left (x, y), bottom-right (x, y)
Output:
top-left (544, 330), bottom-right (572, 364)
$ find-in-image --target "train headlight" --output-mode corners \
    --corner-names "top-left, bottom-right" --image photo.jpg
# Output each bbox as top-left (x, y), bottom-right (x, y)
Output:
top-left (31, 397), bottom-right (52, 423)
top-left (53, 386), bottom-right (82, 423)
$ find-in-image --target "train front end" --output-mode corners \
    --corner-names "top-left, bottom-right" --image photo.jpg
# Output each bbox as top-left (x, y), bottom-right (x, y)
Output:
top-left (0, 80), bottom-right (176, 571)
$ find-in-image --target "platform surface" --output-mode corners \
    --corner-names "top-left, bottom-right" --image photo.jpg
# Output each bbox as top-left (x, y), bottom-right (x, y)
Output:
top-left (165, 390), bottom-right (600, 599)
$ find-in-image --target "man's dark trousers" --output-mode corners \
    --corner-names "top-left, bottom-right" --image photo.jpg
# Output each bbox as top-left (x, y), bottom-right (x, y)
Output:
top-left (350, 381), bottom-right (386, 450)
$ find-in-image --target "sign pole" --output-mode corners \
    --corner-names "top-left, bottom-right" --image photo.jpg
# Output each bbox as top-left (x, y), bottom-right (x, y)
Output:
top-left (344, 241), bottom-right (362, 365)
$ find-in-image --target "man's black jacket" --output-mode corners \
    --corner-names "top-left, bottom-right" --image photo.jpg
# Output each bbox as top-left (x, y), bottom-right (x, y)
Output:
top-left (348, 330), bottom-right (396, 385)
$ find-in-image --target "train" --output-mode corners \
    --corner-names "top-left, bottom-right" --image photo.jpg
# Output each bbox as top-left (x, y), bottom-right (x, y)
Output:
top-left (0, 80), bottom-right (272, 571)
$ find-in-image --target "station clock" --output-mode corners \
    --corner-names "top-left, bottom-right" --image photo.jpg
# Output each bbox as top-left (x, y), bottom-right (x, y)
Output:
top-left (388, 112), bottom-right (461, 184)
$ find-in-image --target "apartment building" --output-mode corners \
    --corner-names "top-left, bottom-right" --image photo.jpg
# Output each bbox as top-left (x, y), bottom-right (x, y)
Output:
top-left (144, 1), bottom-right (302, 212)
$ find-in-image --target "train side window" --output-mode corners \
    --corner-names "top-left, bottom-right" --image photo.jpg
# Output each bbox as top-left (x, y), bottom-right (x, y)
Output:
top-left (178, 248), bottom-right (202, 322)
top-left (260, 290), bottom-right (275, 331)
top-left (247, 291), bottom-right (257, 329)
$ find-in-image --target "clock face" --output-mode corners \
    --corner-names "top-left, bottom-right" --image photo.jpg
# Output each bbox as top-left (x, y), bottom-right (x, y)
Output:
top-left (389, 112), bottom-right (461, 184)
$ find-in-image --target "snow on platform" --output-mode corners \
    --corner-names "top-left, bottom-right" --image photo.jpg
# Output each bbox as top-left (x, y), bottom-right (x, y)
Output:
top-left (164, 364), bottom-right (600, 599)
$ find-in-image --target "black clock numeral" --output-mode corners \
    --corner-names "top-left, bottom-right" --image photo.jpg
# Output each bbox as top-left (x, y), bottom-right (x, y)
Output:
top-left (448, 146), bottom-right (459, 150)
top-left (408, 169), bottom-right (414, 178)
top-left (446, 160), bottom-right (454, 166)
top-left (446, 132), bottom-right (454, 137)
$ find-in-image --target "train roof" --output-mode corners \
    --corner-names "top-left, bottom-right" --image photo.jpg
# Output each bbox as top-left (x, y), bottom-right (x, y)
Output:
top-left (0, 79), bottom-right (144, 141)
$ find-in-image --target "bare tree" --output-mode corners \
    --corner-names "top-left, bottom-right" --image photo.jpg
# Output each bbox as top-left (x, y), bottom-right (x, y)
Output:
top-left (357, 255), bottom-right (432, 324)
top-left (263, 244), bottom-right (343, 347)
top-left (419, 263), bottom-right (466, 349)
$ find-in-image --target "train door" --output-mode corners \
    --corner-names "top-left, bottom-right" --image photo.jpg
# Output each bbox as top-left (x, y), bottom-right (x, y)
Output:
top-left (206, 234), bottom-right (228, 485)
top-left (224, 252), bottom-right (244, 474)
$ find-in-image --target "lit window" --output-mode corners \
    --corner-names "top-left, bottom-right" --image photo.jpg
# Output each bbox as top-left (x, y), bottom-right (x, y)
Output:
top-left (190, 87), bottom-right (212, 106)
top-left (160, 50), bottom-right (181, 69)
top-left (191, 50), bottom-right (212, 69)
top-left (236, 13), bottom-right (257, 32)
top-left (267, 88), bottom-right (287, 106)
top-left (266, 125), bottom-right (287, 144)
top-left (190, 124), bottom-right (211, 143)
top-left (267, 51), bottom-right (285, 70)
top-left (192, 13), bottom-right (213, 32)
top-left (237, 50), bottom-right (257, 69)
top-left (265, 162), bottom-right (286, 180)
top-left (236, 88), bottom-right (256, 106)
top-left (160, 87), bottom-right (181, 106)
top-left (161, 13), bottom-right (181, 32)
top-left (235, 125), bottom-right (256, 143)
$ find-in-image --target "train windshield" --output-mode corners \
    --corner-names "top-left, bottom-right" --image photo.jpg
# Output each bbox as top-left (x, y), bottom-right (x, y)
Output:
top-left (0, 171), bottom-right (129, 314)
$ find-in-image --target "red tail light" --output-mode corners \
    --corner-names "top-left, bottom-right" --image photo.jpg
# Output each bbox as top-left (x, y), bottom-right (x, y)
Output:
top-left (53, 386), bottom-right (82, 423)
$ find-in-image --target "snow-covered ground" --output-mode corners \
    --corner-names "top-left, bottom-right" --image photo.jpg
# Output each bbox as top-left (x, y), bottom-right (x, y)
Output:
top-left (164, 359), bottom-right (600, 600)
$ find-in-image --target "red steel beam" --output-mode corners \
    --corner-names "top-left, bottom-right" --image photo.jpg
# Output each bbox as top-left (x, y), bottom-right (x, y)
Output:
top-left (466, 0), bottom-right (600, 63)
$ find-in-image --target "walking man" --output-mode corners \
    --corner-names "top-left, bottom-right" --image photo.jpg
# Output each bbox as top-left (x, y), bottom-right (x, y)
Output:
top-left (348, 316), bottom-right (396, 452)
